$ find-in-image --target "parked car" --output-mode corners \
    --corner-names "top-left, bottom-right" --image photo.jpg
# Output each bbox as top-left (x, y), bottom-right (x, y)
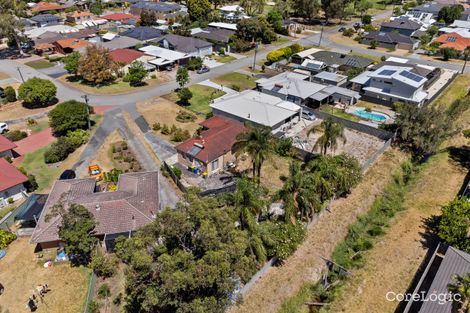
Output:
top-left (0, 87), bottom-right (4, 98)
top-left (197, 67), bottom-right (210, 74)
top-left (0, 122), bottom-right (8, 134)
top-left (338, 27), bottom-right (346, 32)
top-left (59, 169), bottom-right (76, 180)
top-left (302, 111), bottom-right (316, 121)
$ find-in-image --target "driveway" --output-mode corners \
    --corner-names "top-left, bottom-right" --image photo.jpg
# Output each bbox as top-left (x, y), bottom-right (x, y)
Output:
top-left (13, 127), bottom-right (55, 155)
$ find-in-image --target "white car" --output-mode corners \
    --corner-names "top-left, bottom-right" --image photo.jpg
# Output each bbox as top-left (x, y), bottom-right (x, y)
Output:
top-left (0, 122), bottom-right (8, 134)
top-left (302, 111), bottom-right (316, 121)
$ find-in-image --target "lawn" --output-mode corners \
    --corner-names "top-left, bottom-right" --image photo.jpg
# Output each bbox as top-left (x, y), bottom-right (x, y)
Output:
top-left (433, 73), bottom-right (470, 107)
top-left (351, 51), bottom-right (383, 63)
top-left (212, 54), bottom-right (237, 63)
top-left (212, 72), bottom-right (257, 91)
top-left (21, 145), bottom-right (62, 192)
top-left (320, 105), bottom-right (361, 122)
top-left (271, 36), bottom-right (291, 46)
top-left (162, 85), bottom-right (225, 115)
top-left (25, 60), bottom-right (55, 69)
top-left (0, 237), bottom-right (91, 313)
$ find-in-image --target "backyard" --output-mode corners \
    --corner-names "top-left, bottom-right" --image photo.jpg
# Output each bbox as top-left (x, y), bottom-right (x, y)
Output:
top-left (162, 85), bottom-right (225, 115)
top-left (212, 72), bottom-right (258, 91)
top-left (0, 237), bottom-right (91, 313)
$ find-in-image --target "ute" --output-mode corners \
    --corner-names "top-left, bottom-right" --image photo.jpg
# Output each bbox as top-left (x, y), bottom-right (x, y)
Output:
top-left (88, 164), bottom-right (103, 181)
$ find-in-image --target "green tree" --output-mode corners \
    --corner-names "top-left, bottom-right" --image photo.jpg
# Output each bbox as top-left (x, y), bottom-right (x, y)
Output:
top-left (307, 118), bottom-right (346, 155)
top-left (438, 4), bottom-right (464, 24)
top-left (441, 47), bottom-right (460, 61)
top-left (18, 77), bottom-right (57, 108)
top-left (369, 39), bottom-right (379, 49)
top-left (396, 103), bottom-right (451, 158)
top-left (447, 273), bottom-right (470, 313)
top-left (48, 100), bottom-right (90, 135)
top-left (267, 9), bottom-right (284, 33)
top-left (188, 0), bottom-right (212, 21)
top-left (292, 0), bottom-right (320, 21)
top-left (233, 126), bottom-right (274, 181)
top-left (177, 87), bottom-right (193, 105)
top-left (90, 0), bottom-right (103, 15)
top-left (276, 0), bottom-right (293, 18)
top-left (356, 0), bottom-right (373, 18)
top-left (140, 10), bottom-right (157, 26)
top-left (91, 249), bottom-right (118, 278)
top-left (63, 51), bottom-right (81, 76)
top-left (78, 46), bottom-right (118, 85)
top-left (176, 67), bottom-right (189, 88)
top-left (124, 61), bottom-right (147, 86)
top-left (240, 0), bottom-right (265, 15)
top-left (439, 197), bottom-right (470, 252)
top-left (0, 0), bottom-right (27, 55)
top-left (57, 203), bottom-right (98, 263)
top-left (426, 25), bottom-right (439, 37)
top-left (4, 86), bottom-right (16, 102)
top-left (235, 16), bottom-right (276, 44)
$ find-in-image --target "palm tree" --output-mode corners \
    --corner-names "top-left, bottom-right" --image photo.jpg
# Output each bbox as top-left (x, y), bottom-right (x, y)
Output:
top-left (448, 273), bottom-right (470, 313)
top-left (307, 118), bottom-right (346, 155)
top-left (0, 1), bottom-right (27, 55)
top-left (234, 177), bottom-right (266, 228)
top-left (233, 126), bottom-right (274, 182)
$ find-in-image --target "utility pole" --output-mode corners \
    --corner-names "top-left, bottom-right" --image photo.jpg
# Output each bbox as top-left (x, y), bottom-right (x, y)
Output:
top-left (318, 23), bottom-right (325, 47)
top-left (81, 94), bottom-right (91, 130)
top-left (252, 42), bottom-right (259, 72)
top-left (462, 46), bottom-right (469, 74)
top-left (17, 67), bottom-right (25, 83)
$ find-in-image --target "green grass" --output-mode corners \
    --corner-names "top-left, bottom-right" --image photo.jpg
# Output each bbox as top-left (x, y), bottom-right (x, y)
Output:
top-left (212, 72), bottom-right (258, 91)
top-left (0, 205), bottom-right (16, 220)
top-left (433, 73), bottom-right (470, 108)
top-left (278, 283), bottom-right (317, 313)
top-left (162, 85), bottom-right (225, 115)
top-left (350, 52), bottom-right (382, 63)
top-left (320, 106), bottom-right (361, 122)
top-left (30, 120), bottom-right (50, 133)
top-left (21, 145), bottom-right (62, 192)
top-left (212, 54), bottom-right (237, 63)
top-left (25, 60), bottom-right (55, 69)
top-left (271, 36), bottom-right (291, 46)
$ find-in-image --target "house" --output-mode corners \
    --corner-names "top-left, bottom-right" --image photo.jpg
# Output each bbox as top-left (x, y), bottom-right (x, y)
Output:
top-left (30, 171), bottom-right (160, 251)
top-left (110, 48), bottom-right (149, 72)
top-left (129, 2), bottom-right (186, 21)
top-left (219, 5), bottom-right (246, 21)
top-left (433, 31), bottom-right (470, 51)
top-left (192, 27), bottom-right (235, 53)
top-left (120, 26), bottom-right (165, 42)
top-left (210, 90), bottom-right (302, 132)
top-left (362, 31), bottom-right (420, 50)
top-left (291, 47), bottom-right (323, 64)
top-left (101, 13), bottom-right (140, 25)
top-left (312, 71), bottom-right (348, 86)
top-left (66, 11), bottom-right (92, 24)
top-left (31, 2), bottom-right (65, 13)
top-left (94, 36), bottom-right (143, 51)
top-left (390, 11), bottom-right (435, 28)
top-left (154, 34), bottom-right (213, 58)
top-left (379, 19), bottom-right (423, 36)
top-left (30, 14), bottom-right (63, 27)
top-left (256, 72), bottom-right (360, 107)
top-left (0, 135), bottom-right (17, 159)
top-left (449, 19), bottom-right (470, 28)
top-left (25, 24), bottom-right (80, 39)
top-left (369, 59), bottom-right (441, 87)
top-left (208, 22), bottom-right (238, 31)
top-left (307, 50), bottom-right (374, 71)
top-left (176, 116), bottom-right (246, 175)
top-left (140, 45), bottom-right (190, 69)
top-left (438, 26), bottom-right (470, 38)
top-left (408, 2), bottom-right (446, 18)
top-left (0, 158), bottom-right (28, 207)
top-left (402, 245), bottom-right (470, 313)
top-left (54, 38), bottom-right (91, 54)
top-left (350, 65), bottom-right (429, 105)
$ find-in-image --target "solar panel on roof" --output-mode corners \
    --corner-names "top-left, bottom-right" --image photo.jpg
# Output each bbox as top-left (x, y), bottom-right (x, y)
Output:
top-left (447, 36), bottom-right (456, 42)
top-left (379, 69), bottom-right (396, 76)
top-left (345, 58), bottom-right (358, 66)
top-left (399, 70), bottom-right (423, 82)
top-left (188, 145), bottom-right (202, 157)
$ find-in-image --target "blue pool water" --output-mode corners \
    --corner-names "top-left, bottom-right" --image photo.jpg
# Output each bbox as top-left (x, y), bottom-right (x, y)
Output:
top-left (352, 109), bottom-right (388, 122)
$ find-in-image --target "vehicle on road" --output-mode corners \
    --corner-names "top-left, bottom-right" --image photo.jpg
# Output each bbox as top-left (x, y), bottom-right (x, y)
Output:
top-left (197, 67), bottom-right (210, 74)
top-left (338, 27), bottom-right (346, 32)
top-left (302, 111), bottom-right (316, 121)
top-left (59, 169), bottom-right (76, 180)
top-left (0, 122), bottom-right (8, 134)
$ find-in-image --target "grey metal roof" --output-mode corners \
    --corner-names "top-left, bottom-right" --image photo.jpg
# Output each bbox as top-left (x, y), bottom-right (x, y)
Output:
top-left (410, 2), bottom-right (445, 14)
top-left (193, 27), bottom-right (235, 44)
top-left (31, 14), bottom-right (62, 23)
top-left (381, 19), bottom-right (422, 30)
top-left (130, 1), bottom-right (181, 12)
top-left (313, 71), bottom-right (347, 83)
top-left (310, 51), bottom-right (373, 68)
top-left (95, 36), bottom-right (143, 50)
top-left (121, 26), bottom-right (164, 41)
top-left (364, 31), bottom-right (416, 44)
top-left (155, 34), bottom-right (212, 53)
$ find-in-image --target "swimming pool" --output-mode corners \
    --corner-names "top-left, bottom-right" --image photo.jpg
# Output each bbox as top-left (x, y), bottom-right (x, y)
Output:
top-left (352, 109), bottom-right (388, 122)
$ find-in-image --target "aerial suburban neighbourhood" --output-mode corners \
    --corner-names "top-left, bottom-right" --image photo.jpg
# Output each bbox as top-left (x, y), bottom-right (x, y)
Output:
top-left (0, 0), bottom-right (469, 312)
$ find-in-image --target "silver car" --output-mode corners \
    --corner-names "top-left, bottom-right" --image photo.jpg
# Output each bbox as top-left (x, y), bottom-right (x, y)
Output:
top-left (0, 122), bottom-right (8, 134)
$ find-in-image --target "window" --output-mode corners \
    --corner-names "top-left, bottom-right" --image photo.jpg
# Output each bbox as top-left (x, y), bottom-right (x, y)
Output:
top-left (211, 159), bottom-right (219, 171)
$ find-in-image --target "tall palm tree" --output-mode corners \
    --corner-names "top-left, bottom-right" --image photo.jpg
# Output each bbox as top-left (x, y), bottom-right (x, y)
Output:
top-left (448, 273), bottom-right (470, 313)
top-left (0, 0), bottom-right (27, 55)
top-left (233, 126), bottom-right (274, 182)
top-left (307, 118), bottom-right (346, 155)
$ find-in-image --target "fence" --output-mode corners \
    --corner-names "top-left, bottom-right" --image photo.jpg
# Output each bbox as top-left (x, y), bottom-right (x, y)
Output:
top-left (361, 137), bottom-right (393, 172)
top-left (83, 272), bottom-right (97, 313)
top-left (162, 161), bottom-right (188, 193)
top-left (426, 71), bottom-right (459, 105)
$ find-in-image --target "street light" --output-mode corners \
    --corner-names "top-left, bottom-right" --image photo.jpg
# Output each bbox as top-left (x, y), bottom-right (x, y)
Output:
top-left (318, 23), bottom-right (325, 47)
top-left (252, 42), bottom-right (259, 72)
top-left (461, 46), bottom-right (470, 74)
top-left (81, 94), bottom-right (91, 130)
top-left (17, 67), bottom-right (25, 83)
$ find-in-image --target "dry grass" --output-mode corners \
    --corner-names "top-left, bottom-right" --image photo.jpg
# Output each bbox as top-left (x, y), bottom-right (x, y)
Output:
top-left (0, 237), bottom-right (91, 313)
top-left (137, 97), bottom-right (204, 142)
top-left (433, 73), bottom-right (470, 107)
top-left (0, 71), bottom-right (10, 80)
top-left (228, 148), bottom-right (407, 313)
top-left (89, 129), bottom-right (123, 174)
top-left (236, 154), bottom-right (291, 191)
top-left (0, 101), bottom-right (55, 121)
top-left (9, 116), bottom-right (50, 134)
top-left (328, 33), bottom-right (411, 57)
top-left (94, 263), bottom-right (126, 313)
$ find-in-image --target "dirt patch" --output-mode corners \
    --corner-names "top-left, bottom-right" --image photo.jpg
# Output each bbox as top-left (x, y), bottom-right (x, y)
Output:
top-left (0, 71), bottom-right (10, 80)
top-left (137, 97), bottom-right (204, 143)
top-left (0, 100), bottom-right (54, 121)
top-left (109, 141), bottom-right (143, 173)
top-left (0, 237), bottom-right (90, 313)
top-left (228, 148), bottom-right (407, 313)
top-left (93, 263), bottom-right (126, 313)
top-left (236, 154), bottom-right (291, 191)
top-left (328, 33), bottom-right (411, 57)
top-left (89, 130), bottom-right (123, 174)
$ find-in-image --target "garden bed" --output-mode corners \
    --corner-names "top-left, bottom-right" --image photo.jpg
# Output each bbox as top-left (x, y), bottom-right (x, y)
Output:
top-left (110, 141), bottom-right (142, 172)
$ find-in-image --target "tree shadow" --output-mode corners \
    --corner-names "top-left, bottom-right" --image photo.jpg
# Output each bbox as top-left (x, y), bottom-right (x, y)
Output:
top-left (22, 97), bottom-right (58, 109)
top-left (419, 215), bottom-right (441, 250)
top-left (447, 145), bottom-right (470, 169)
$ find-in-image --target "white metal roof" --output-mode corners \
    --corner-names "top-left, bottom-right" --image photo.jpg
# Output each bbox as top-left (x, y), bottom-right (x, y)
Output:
top-left (139, 45), bottom-right (188, 62)
top-left (293, 47), bottom-right (323, 59)
top-left (102, 32), bottom-right (117, 41)
top-left (386, 56), bottom-right (408, 63)
top-left (208, 22), bottom-right (237, 31)
top-left (25, 25), bottom-right (79, 38)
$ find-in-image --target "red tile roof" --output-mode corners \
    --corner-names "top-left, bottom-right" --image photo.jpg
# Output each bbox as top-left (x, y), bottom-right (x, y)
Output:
top-left (32, 2), bottom-right (65, 12)
top-left (176, 116), bottom-right (246, 164)
top-left (433, 32), bottom-right (470, 52)
top-left (101, 13), bottom-right (140, 22)
top-left (0, 135), bottom-right (17, 153)
top-left (0, 158), bottom-right (28, 192)
top-left (110, 48), bottom-right (145, 64)
top-left (55, 38), bottom-right (91, 50)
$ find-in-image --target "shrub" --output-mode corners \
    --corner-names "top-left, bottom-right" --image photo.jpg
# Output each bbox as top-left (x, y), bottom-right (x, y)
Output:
top-left (65, 129), bottom-right (89, 149)
top-left (231, 38), bottom-right (252, 52)
top-left (175, 110), bottom-right (196, 123)
top-left (44, 137), bottom-right (76, 163)
top-left (88, 301), bottom-right (100, 313)
top-left (97, 284), bottom-right (111, 299)
top-left (171, 128), bottom-right (190, 142)
top-left (266, 49), bottom-right (285, 63)
top-left (27, 118), bottom-right (37, 126)
top-left (90, 250), bottom-right (118, 278)
top-left (362, 14), bottom-right (372, 24)
top-left (343, 28), bottom-right (355, 37)
top-left (290, 43), bottom-right (304, 54)
top-left (218, 47), bottom-right (225, 55)
top-left (48, 100), bottom-right (90, 135)
top-left (152, 122), bottom-right (161, 131)
top-left (462, 128), bottom-right (470, 138)
top-left (161, 124), bottom-right (170, 135)
top-left (7, 198), bottom-right (13, 204)
top-left (177, 87), bottom-right (193, 105)
top-left (0, 230), bottom-right (16, 249)
top-left (4, 86), bottom-right (16, 102)
top-left (170, 124), bottom-right (177, 134)
top-left (18, 77), bottom-right (57, 108)
top-left (113, 293), bottom-right (123, 306)
top-left (275, 137), bottom-right (293, 156)
top-left (262, 221), bottom-right (306, 261)
top-left (5, 130), bottom-right (27, 142)
top-left (172, 166), bottom-right (182, 179)
top-left (231, 85), bottom-right (241, 92)
top-left (4, 156), bottom-right (12, 163)
top-left (187, 57), bottom-right (203, 71)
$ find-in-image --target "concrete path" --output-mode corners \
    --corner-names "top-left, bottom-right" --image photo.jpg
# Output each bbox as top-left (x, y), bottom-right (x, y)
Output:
top-left (198, 79), bottom-right (238, 94)
top-left (0, 78), bottom-right (18, 86)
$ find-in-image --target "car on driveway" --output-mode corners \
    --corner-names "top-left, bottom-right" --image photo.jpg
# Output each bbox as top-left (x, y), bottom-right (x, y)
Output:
top-left (0, 122), bottom-right (8, 134)
top-left (197, 67), bottom-right (210, 74)
top-left (302, 111), bottom-right (316, 121)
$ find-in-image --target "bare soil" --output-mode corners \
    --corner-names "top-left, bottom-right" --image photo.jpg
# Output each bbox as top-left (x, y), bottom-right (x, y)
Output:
top-left (0, 100), bottom-right (54, 121)
top-left (89, 130), bottom-right (123, 174)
